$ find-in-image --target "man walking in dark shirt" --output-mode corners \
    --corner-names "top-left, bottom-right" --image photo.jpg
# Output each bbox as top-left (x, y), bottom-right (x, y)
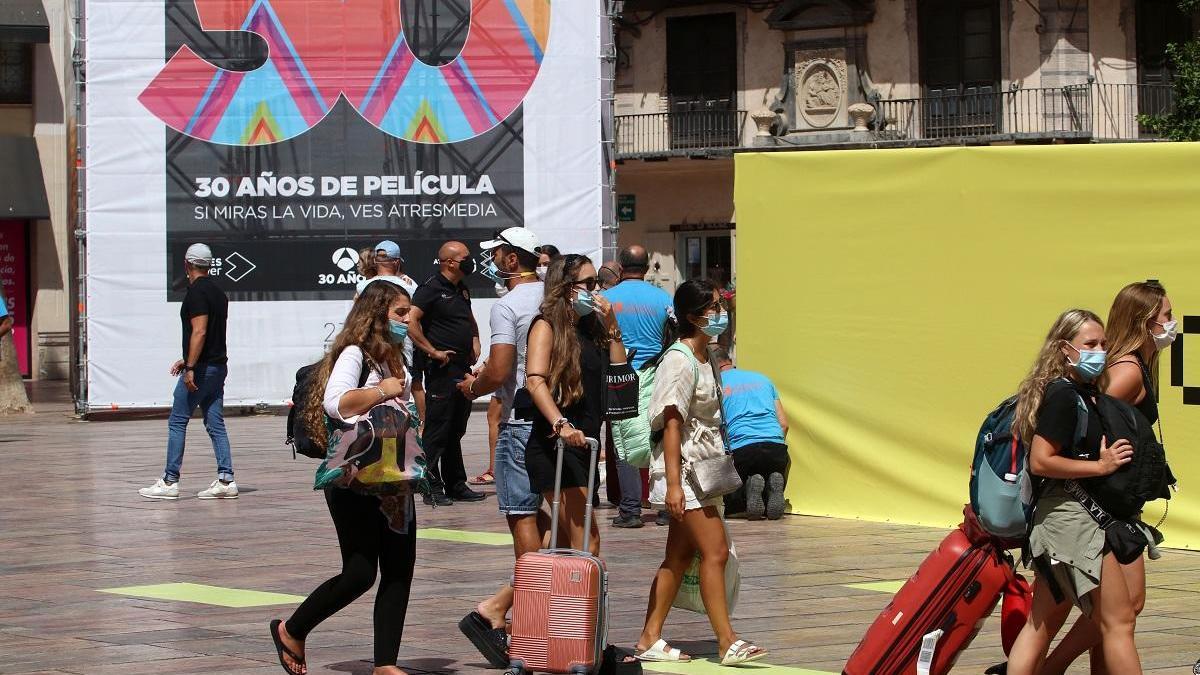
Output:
top-left (409, 240), bottom-right (485, 505)
top-left (139, 243), bottom-right (236, 500)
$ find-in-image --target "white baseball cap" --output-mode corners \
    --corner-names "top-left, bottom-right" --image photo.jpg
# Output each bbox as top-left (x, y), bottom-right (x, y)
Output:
top-left (481, 227), bottom-right (540, 256)
top-left (185, 243), bottom-right (213, 265)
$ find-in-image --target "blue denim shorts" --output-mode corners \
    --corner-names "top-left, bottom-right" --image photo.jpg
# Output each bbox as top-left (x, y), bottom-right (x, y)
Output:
top-left (495, 421), bottom-right (541, 516)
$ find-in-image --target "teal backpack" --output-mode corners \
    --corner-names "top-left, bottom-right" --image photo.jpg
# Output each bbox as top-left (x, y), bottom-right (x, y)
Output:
top-left (969, 380), bottom-right (1086, 545)
top-left (611, 342), bottom-right (698, 468)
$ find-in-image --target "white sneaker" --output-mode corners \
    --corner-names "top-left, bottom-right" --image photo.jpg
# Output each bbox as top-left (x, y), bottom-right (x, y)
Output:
top-left (139, 479), bottom-right (180, 500)
top-left (197, 479), bottom-right (239, 500)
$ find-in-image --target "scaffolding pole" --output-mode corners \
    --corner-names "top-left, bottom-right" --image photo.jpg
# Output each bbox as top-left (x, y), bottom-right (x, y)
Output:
top-left (601, 0), bottom-right (620, 264)
top-left (71, 0), bottom-right (88, 414)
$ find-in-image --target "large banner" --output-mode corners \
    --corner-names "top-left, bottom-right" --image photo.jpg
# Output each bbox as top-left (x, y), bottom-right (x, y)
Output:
top-left (736, 143), bottom-right (1200, 550)
top-left (86, 0), bottom-right (603, 407)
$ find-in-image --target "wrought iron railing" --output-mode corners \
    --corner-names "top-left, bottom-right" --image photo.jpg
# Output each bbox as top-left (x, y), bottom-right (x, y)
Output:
top-left (615, 109), bottom-right (748, 157)
top-left (876, 83), bottom-right (1175, 142)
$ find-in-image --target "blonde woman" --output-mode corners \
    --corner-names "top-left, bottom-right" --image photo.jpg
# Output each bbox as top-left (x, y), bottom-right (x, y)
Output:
top-left (1042, 284), bottom-right (1173, 675)
top-left (1007, 309), bottom-right (1151, 675)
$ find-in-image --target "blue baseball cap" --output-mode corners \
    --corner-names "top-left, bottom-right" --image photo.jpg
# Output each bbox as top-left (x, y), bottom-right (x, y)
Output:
top-left (375, 240), bottom-right (403, 262)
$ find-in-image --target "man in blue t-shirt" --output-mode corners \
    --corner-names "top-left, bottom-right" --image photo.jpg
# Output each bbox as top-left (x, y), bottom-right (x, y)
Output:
top-left (713, 347), bottom-right (792, 520)
top-left (601, 245), bottom-right (673, 527)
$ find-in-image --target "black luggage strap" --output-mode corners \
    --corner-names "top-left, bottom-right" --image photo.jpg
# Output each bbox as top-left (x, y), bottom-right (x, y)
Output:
top-left (1062, 479), bottom-right (1116, 530)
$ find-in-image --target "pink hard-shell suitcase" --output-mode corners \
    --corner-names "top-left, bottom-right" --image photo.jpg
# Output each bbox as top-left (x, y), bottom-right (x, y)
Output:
top-left (508, 438), bottom-right (607, 675)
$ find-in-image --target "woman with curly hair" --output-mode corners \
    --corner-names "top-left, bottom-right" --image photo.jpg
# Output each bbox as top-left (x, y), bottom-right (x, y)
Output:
top-left (1007, 309), bottom-right (1149, 675)
top-left (270, 280), bottom-right (416, 675)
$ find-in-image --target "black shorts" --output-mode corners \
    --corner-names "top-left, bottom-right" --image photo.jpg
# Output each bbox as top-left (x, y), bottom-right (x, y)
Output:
top-left (524, 434), bottom-right (600, 495)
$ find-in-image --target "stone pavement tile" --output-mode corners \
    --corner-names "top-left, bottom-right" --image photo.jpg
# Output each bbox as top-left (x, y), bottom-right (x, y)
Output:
top-left (57, 655), bottom-right (282, 675)
top-left (3, 644), bottom-right (202, 672)
top-left (86, 626), bottom-right (235, 644)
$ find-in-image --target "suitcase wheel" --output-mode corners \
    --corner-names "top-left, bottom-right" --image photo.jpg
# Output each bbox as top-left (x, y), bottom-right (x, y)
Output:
top-left (505, 666), bottom-right (526, 675)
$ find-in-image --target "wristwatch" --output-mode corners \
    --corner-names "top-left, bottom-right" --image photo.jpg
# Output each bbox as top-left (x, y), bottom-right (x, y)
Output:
top-left (182, 364), bottom-right (195, 372)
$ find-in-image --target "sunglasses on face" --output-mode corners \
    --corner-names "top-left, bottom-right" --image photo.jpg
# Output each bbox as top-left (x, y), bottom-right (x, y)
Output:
top-left (571, 277), bottom-right (598, 292)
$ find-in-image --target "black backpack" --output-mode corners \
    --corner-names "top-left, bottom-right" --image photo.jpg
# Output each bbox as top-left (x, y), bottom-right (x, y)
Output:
top-left (286, 359), bottom-right (371, 459)
top-left (1076, 390), bottom-right (1175, 519)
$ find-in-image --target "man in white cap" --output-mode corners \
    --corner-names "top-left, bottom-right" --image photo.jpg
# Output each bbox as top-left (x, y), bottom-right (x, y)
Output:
top-left (139, 243), bottom-right (237, 500)
top-left (455, 226), bottom-right (547, 667)
top-left (355, 239), bottom-right (417, 297)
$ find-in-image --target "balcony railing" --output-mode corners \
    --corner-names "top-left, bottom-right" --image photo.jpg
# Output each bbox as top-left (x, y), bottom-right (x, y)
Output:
top-left (616, 109), bottom-right (748, 158)
top-left (876, 83), bottom-right (1175, 142)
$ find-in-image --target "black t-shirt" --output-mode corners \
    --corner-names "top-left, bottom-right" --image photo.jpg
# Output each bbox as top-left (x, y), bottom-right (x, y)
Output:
top-left (412, 273), bottom-right (475, 368)
top-left (1035, 380), bottom-right (1102, 461)
top-left (180, 276), bottom-right (229, 365)
top-left (530, 319), bottom-right (605, 440)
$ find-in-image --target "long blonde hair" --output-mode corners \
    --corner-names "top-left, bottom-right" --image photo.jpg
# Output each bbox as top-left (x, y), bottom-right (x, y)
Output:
top-left (1106, 281), bottom-right (1166, 388)
top-left (1013, 309), bottom-right (1104, 444)
top-left (299, 281), bottom-right (407, 446)
top-left (540, 254), bottom-right (608, 407)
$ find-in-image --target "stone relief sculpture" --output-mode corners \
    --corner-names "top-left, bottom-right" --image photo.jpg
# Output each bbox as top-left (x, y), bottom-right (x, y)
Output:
top-left (804, 69), bottom-right (840, 110)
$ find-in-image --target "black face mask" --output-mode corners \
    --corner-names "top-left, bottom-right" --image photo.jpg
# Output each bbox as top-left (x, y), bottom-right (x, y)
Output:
top-left (458, 256), bottom-right (476, 277)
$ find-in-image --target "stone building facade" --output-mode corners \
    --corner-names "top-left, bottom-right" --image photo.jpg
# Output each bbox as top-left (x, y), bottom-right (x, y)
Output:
top-left (613, 0), bottom-right (1194, 293)
top-left (0, 0), bottom-right (73, 384)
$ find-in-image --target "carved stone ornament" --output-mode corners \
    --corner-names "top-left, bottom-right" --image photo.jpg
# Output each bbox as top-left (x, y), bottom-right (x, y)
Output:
top-left (751, 110), bottom-right (777, 137)
top-left (794, 54), bottom-right (848, 129)
top-left (847, 102), bottom-right (875, 131)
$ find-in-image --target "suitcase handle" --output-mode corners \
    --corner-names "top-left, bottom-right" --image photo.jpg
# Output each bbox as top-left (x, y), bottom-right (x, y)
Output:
top-left (548, 436), bottom-right (601, 553)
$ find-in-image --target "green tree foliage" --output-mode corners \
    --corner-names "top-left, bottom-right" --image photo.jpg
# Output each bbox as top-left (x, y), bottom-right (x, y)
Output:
top-left (1140, 1), bottom-right (1200, 140)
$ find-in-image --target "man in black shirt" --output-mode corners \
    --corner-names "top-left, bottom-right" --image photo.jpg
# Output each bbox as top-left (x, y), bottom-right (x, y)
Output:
top-left (410, 240), bottom-right (484, 505)
top-left (139, 243), bottom-right (237, 501)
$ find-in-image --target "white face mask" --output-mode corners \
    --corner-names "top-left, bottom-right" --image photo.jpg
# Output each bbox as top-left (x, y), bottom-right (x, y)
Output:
top-left (1151, 320), bottom-right (1178, 351)
top-left (535, 265), bottom-right (548, 280)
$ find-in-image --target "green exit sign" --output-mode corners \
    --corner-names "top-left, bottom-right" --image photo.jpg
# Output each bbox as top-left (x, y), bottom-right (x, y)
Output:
top-left (617, 194), bottom-right (635, 222)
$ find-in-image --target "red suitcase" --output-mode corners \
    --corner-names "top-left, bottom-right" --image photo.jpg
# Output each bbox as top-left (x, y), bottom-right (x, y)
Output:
top-left (843, 526), bottom-right (1007, 675)
top-left (509, 438), bottom-right (608, 675)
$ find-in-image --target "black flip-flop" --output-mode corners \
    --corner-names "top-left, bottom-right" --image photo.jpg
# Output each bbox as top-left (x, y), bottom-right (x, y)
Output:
top-left (269, 619), bottom-right (306, 675)
top-left (458, 611), bottom-right (510, 668)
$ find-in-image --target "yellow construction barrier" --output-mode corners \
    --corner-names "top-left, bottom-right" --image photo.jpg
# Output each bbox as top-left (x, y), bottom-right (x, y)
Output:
top-left (735, 143), bottom-right (1200, 549)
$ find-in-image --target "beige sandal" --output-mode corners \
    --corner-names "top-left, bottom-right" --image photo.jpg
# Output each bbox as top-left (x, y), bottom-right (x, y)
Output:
top-left (635, 639), bottom-right (691, 662)
top-left (720, 639), bottom-right (767, 666)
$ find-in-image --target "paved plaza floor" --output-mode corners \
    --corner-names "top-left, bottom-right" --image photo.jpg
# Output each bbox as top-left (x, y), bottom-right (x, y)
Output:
top-left (1, 391), bottom-right (1198, 674)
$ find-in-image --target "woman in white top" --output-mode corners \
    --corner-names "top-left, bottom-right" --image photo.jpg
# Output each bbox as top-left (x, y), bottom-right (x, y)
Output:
top-left (271, 281), bottom-right (415, 675)
top-left (635, 279), bottom-right (767, 667)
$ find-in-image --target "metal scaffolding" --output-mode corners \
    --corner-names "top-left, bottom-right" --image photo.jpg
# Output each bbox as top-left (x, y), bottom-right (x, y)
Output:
top-left (70, 0), bottom-right (87, 414)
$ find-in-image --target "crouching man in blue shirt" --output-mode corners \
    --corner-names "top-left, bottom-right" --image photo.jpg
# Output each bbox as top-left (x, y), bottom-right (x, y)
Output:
top-left (713, 347), bottom-right (791, 520)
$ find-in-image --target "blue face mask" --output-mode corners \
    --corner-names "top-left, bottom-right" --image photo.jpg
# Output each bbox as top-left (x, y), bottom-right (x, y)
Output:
top-left (572, 289), bottom-right (596, 316)
top-left (481, 259), bottom-right (502, 284)
top-left (1068, 344), bottom-right (1106, 382)
top-left (388, 319), bottom-right (409, 344)
top-left (701, 311), bottom-right (729, 337)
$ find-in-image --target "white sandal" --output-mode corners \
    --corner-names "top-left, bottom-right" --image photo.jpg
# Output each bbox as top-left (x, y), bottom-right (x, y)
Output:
top-left (635, 638), bottom-right (691, 662)
top-left (720, 639), bottom-right (767, 666)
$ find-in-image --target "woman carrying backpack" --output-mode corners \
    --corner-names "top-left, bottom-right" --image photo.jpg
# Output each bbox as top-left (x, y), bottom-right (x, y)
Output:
top-left (1007, 309), bottom-right (1155, 675)
top-left (1041, 283), bottom-right (1173, 675)
top-left (633, 279), bottom-right (767, 667)
top-left (270, 281), bottom-right (416, 675)
top-left (524, 253), bottom-right (627, 553)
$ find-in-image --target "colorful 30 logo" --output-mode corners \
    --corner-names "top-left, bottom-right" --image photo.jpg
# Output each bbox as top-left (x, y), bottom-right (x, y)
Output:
top-left (140, 0), bottom-right (550, 146)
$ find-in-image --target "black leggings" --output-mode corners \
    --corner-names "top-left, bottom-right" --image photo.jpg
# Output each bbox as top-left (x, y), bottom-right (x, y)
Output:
top-left (286, 489), bottom-right (417, 667)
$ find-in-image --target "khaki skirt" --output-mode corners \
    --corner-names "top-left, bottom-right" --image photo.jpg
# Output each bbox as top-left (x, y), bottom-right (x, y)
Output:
top-left (1028, 482), bottom-right (1162, 615)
